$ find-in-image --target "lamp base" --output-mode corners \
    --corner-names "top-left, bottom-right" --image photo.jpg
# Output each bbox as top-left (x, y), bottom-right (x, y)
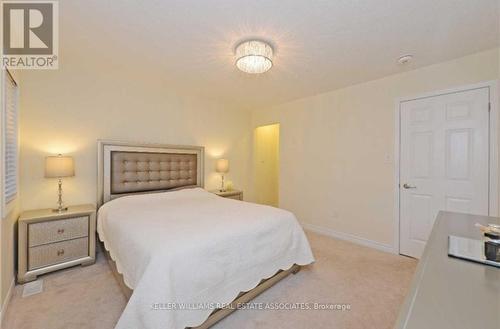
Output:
top-left (53, 178), bottom-right (68, 213)
top-left (52, 207), bottom-right (68, 213)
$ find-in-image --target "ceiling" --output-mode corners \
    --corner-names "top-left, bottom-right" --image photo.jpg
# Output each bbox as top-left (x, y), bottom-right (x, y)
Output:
top-left (57, 0), bottom-right (499, 109)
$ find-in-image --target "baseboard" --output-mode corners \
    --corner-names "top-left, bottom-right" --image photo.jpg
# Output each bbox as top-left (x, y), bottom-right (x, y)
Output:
top-left (301, 222), bottom-right (396, 254)
top-left (0, 278), bottom-right (15, 328)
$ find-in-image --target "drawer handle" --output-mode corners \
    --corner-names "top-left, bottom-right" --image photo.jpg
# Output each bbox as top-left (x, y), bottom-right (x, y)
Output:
top-left (57, 249), bottom-right (65, 256)
top-left (57, 228), bottom-right (65, 234)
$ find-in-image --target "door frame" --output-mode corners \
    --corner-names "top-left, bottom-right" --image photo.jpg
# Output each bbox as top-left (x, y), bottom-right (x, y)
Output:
top-left (393, 80), bottom-right (499, 255)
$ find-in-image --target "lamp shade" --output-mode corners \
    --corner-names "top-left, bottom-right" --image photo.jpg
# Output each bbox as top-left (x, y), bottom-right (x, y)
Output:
top-left (45, 155), bottom-right (75, 178)
top-left (216, 159), bottom-right (229, 173)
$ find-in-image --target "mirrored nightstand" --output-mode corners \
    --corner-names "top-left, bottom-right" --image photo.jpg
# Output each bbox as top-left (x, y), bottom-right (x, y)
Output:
top-left (18, 204), bottom-right (96, 283)
top-left (209, 189), bottom-right (243, 201)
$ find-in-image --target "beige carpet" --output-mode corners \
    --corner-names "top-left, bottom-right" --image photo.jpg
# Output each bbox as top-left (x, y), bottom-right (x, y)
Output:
top-left (2, 232), bottom-right (417, 329)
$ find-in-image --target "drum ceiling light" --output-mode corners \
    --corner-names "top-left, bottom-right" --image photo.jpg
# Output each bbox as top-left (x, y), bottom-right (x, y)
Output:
top-left (235, 40), bottom-right (273, 74)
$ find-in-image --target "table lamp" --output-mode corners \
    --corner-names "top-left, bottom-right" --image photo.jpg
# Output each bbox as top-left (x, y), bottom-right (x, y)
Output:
top-left (45, 154), bottom-right (74, 212)
top-left (216, 158), bottom-right (229, 192)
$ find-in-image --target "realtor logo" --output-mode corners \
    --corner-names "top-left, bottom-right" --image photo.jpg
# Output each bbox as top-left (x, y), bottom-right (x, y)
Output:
top-left (1, 1), bottom-right (58, 69)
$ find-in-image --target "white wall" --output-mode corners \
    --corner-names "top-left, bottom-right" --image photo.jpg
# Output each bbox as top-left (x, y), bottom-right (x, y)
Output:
top-left (19, 65), bottom-right (252, 211)
top-left (252, 48), bottom-right (499, 250)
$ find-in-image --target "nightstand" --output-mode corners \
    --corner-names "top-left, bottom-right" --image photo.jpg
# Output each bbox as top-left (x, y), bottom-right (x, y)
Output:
top-left (18, 204), bottom-right (96, 283)
top-left (210, 189), bottom-right (243, 200)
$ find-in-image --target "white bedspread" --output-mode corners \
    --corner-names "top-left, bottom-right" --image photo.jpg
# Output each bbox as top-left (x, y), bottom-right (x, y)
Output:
top-left (97, 188), bottom-right (314, 329)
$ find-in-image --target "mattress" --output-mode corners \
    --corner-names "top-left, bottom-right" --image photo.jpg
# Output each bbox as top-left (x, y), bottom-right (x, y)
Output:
top-left (97, 188), bottom-right (314, 329)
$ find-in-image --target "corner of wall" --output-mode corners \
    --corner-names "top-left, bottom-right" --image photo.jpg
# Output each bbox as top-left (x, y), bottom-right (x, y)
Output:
top-left (0, 68), bottom-right (21, 317)
top-left (0, 277), bottom-right (15, 327)
top-left (1, 204), bottom-right (20, 308)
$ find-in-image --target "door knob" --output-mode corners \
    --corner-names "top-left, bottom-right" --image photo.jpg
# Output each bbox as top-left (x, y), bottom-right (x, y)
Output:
top-left (403, 183), bottom-right (417, 189)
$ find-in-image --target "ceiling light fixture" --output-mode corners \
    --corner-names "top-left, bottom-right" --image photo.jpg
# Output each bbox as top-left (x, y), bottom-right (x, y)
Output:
top-left (235, 40), bottom-right (273, 74)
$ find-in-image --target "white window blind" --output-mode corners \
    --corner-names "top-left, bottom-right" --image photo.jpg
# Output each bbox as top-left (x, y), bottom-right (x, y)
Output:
top-left (4, 71), bottom-right (18, 203)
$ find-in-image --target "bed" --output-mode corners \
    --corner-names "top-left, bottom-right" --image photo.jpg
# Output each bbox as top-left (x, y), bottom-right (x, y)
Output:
top-left (96, 140), bottom-right (315, 329)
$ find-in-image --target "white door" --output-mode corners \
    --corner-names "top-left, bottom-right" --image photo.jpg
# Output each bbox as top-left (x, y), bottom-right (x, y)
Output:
top-left (400, 87), bottom-right (490, 258)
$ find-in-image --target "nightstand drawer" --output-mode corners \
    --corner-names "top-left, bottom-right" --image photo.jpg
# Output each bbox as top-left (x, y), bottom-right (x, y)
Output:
top-left (28, 216), bottom-right (89, 247)
top-left (28, 237), bottom-right (89, 270)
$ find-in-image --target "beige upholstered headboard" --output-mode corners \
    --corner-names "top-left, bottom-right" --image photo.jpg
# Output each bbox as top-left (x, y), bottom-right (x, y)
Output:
top-left (97, 140), bottom-right (204, 206)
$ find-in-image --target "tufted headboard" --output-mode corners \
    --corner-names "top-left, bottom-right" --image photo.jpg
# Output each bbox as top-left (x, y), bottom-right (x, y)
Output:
top-left (97, 140), bottom-right (204, 206)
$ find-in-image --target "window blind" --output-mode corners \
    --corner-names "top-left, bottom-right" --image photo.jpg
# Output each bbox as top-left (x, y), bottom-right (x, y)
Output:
top-left (4, 71), bottom-right (18, 203)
